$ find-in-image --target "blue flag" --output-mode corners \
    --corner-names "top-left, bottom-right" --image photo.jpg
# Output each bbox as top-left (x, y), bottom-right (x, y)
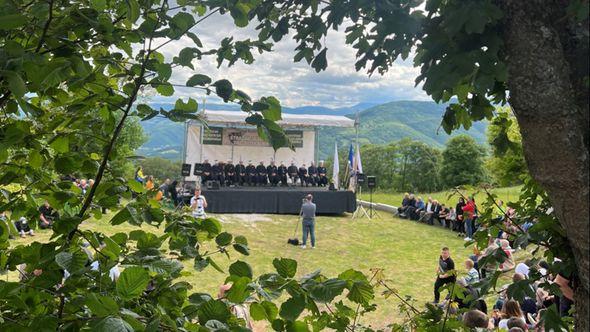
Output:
top-left (347, 144), bottom-right (354, 170)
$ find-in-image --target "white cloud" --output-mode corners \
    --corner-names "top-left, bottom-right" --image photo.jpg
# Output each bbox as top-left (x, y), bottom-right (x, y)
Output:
top-left (152, 11), bottom-right (428, 108)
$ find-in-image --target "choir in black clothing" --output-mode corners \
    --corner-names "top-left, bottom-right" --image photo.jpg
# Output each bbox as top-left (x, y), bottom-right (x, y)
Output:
top-left (199, 159), bottom-right (329, 187)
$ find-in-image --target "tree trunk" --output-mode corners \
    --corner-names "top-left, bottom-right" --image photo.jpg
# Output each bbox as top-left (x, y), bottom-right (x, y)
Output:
top-left (500, 0), bottom-right (589, 330)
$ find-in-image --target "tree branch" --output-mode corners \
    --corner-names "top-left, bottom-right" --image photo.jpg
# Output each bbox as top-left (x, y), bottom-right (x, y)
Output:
top-left (35, 0), bottom-right (54, 52)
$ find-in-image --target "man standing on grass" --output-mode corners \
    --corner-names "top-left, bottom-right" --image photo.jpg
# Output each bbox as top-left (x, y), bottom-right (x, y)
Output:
top-left (434, 247), bottom-right (456, 303)
top-left (301, 194), bottom-right (316, 249)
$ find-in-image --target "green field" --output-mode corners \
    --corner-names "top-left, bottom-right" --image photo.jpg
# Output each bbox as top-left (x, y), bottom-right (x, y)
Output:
top-left (358, 186), bottom-right (522, 208)
top-left (5, 209), bottom-right (529, 328)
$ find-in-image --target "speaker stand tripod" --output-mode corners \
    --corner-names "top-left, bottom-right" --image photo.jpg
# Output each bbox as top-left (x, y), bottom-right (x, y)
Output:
top-left (367, 186), bottom-right (381, 219)
top-left (352, 186), bottom-right (370, 219)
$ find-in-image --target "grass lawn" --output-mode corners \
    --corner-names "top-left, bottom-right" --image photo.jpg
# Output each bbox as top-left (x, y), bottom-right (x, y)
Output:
top-left (358, 186), bottom-right (523, 208)
top-left (5, 210), bottom-right (531, 328)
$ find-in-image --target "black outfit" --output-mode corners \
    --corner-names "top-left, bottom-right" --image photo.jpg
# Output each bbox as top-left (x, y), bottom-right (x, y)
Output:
top-left (211, 163), bottom-right (225, 185)
top-left (434, 256), bottom-right (456, 303)
top-left (39, 205), bottom-right (58, 229)
top-left (308, 165), bottom-right (318, 186)
top-left (317, 166), bottom-right (328, 186)
top-left (398, 197), bottom-right (410, 216)
top-left (430, 204), bottom-right (442, 225)
top-left (224, 163), bottom-right (236, 186)
top-left (267, 165), bottom-right (278, 186)
top-left (287, 165), bottom-right (298, 185)
top-left (277, 165), bottom-right (288, 186)
top-left (246, 164), bottom-right (257, 186)
top-left (256, 164), bottom-right (267, 186)
top-left (15, 218), bottom-right (32, 233)
top-left (235, 163), bottom-right (247, 186)
top-left (201, 162), bottom-right (212, 184)
top-left (168, 181), bottom-right (179, 205)
top-left (298, 166), bottom-right (308, 186)
top-left (454, 202), bottom-right (466, 232)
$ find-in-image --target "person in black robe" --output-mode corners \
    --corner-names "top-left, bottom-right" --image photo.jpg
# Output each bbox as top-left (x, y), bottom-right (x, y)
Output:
top-left (308, 161), bottom-right (319, 187)
top-left (317, 161), bottom-right (328, 186)
top-left (288, 161), bottom-right (299, 186)
top-left (277, 161), bottom-right (288, 186)
top-left (267, 161), bottom-right (279, 186)
top-left (246, 161), bottom-right (257, 186)
top-left (298, 164), bottom-right (309, 187)
top-left (256, 161), bottom-right (267, 186)
top-left (211, 161), bottom-right (225, 185)
top-left (235, 160), bottom-right (247, 186)
top-left (201, 159), bottom-right (212, 185)
top-left (224, 160), bottom-right (236, 186)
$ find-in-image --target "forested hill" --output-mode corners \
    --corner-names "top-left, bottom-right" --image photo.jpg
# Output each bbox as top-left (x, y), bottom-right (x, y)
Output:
top-left (137, 100), bottom-right (487, 160)
top-left (316, 100), bottom-right (487, 159)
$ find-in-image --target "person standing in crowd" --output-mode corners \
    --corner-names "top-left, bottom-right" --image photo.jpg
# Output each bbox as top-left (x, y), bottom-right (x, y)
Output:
top-left (134, 166), bottom-right (145, 184)
top-left (308, 161), bottom-right (319, 186)
top-left (39, 201), bottom-right (58, 229)
top-left (145, 175), bottom-right (154, 190)
top-left (246, 161), bottom-right (257, 186)
top-left (455, 197), bottom-right (466, 234)
top-left (288, 161), bottom-right (299, 186)
top-left (300, 194), bottom-right (317, 249)
top-left (190, 189), bottom-right (208, 219)
top-left (201, 159), bottom-right (212, 184)
top-left (434, 247), bottom-right (456, 304)
top-left (224, 159), bottom-right (236, 186)
top-left (317, 161), bottom-right (328, 187)
top-left (298, 163), bottom-right (309, 187)
top-left (267, 160), bottom-right (278, 186)
top-left (235, 160), bottom-right (247, 186)
top-left (277, 161), bottom-right (288, 186)
top-left (256, 161), bottom-right (267, 186)
top-left (463, 197), bottom-right (476, 241)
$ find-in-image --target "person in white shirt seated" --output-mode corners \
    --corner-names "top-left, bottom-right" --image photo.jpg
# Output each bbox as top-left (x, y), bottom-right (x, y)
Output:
top-left (190, 188), bottom-right (208, 219)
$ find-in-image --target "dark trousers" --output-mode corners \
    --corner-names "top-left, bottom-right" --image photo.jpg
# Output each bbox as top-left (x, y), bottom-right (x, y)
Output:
top-left (247, 174), bottom-right (257, 186)
top-left (225, 173), bottom-right (235, 186)
top-left (318, 175), bottom-right (328, 186)
top-left (237, 174), bottom-right (246, 186)
top-left (308, 176), bottom-right (318, 186)
top-left (299, 175), bottom-right (308, 186)
top-left (278, 174), bottom-right (287, 186)
top-left (434, 276), bottom-right (455, 303)
top-left (15, 219), bottom-right (31, 233)
top-left (268, 174), bottom-right (279, 186)
top-left (257, 174), bottom-right (267, 185)
top-left (289, 174), bottom-right (298, 186)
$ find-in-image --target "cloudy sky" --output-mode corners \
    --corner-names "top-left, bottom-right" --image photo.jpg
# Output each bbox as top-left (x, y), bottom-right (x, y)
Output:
top-left (154, 11), bottom-right (429, 108)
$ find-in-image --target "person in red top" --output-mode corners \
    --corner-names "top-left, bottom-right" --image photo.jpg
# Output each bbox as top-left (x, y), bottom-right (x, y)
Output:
top-left (462, 197), bottom-right (476, 241)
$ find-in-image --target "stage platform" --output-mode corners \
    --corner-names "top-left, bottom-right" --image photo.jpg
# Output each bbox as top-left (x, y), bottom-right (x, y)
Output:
top-left (182, 186), bottom-right (356, 214)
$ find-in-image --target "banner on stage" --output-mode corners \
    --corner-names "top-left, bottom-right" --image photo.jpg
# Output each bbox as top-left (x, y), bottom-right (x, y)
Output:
top-left (203, 127), bottom-right (303, 148)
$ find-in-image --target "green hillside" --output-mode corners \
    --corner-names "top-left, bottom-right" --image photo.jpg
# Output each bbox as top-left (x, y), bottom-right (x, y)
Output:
top-left (317, 100), bottom-right (487, 159)
top-left (137, 100), bottom-right (488, 160)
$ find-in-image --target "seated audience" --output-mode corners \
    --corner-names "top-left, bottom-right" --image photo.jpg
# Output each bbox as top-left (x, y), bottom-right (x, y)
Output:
top-left (464, 259), bottom-right (480, 285)
top-left (462, 309), bottom-right (492, 329)
top-left (39, 201), bottom-right (58, 229)
top-left (397, 193), bottom-right (410, 216)
top-left (498, 300), bottom-right (526, 330)
top-left (15, 217), bottom-right (34, 237)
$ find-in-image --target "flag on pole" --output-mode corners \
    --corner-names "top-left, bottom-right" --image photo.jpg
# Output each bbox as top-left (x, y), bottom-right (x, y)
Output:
top-left (355, 143), bottom-right (363, 174)
top-left (347, 144), bottom-right (354, 170)
top-left (332, 142), bottom-right (339, 189)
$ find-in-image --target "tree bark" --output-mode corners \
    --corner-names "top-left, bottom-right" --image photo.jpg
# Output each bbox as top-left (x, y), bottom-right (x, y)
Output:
top-left (500, 0), bottom-right (589, 330)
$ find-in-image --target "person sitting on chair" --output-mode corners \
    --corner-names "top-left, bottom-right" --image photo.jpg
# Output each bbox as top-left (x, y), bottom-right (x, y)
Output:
top-left (317, 161), bottom-right (328, 187)
top-left (267, 160), bottom-right (279, 186)
top-left (256, 161), bottom-right (267, 186)
top-left (190, 189), bottom-right (207, 219)
top-left (288, 161), bottom-right (299, 186)
top-left (298, 163), bottom-right (309, 187)
top-left (308, 161), bottom-right (319, 187)
top-left (224, 160), bottom-right (236, 186)
top-left (212, 161), bottom-right (225, 186)
top-left (277, 161), bottom-right (288, 186)
top-left (201, 159), bottom-right (212, 185)
top-left (246, 161), bottom-right (257, 186)
top-left (236, 160), bottom-right (247, 186)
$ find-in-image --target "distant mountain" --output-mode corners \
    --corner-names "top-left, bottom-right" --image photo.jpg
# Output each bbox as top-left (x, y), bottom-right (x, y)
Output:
top-left (136, 100), bottom-right (487, 160)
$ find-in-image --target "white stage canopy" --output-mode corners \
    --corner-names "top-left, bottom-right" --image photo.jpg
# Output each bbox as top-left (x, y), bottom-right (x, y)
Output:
top-left (183, 110), bottom-right (354, 181)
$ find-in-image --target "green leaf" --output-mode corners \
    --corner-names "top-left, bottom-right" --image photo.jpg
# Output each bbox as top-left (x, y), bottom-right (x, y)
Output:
top-left (128, 179), bottom-right (145, 193)
top-left (55, 250), bottom-right (88, 274)
top-left (233, 243), bottom-right (250, 256)
top-left (29, 150), bottom-right (43, 169)
top-left (225, 276), bottom-right (250, 303)
top-left (250, 301), bottom-right (278, 321)
top-left (213, 79), bottom-right (233, 102)
top-left (230, 2), bottom-right (250, 27)
top-left (260, 96), bottom-right (282, 121)
top-left (201, 218), bottom-right (222, 237)
top-left (187, 74), bottom-right (211, 87)
top-left (228, 260), bottom-right (252, 279)
top-left (86, 294), bottom-right (120, 317)
top-left (2, 71), bottom-right (26, 97)
top-left (156, 83), bottom-right (174, 96)
top-left (347, 280), bottom-right (374, 305)
top-left (0, 14), bottom-right (26, 29)
top-left (273, 258), bottom-right (297, 278)
top-left (51, 136), bottom-right (69, 153)
top-left (126, 0), bottom-right (140, 23)
top-left (311, 48), bottom-right (328, 72)
top-left (116, 266), bottom-right (150, 300)
top-left (197, 299), bottom-right (231, 324)
top-left (91, 316), bottom-right (134, 332)
top-left (215, 232), bottom-right (233, 246)
top-left (279, 296), bottom-right (306, 321)
top-left (309, 278), bottom-right (347, 303)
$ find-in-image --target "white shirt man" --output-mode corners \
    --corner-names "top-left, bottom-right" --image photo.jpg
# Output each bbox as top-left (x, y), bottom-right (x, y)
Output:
top-left (190, 189), bottom-right (208, 219)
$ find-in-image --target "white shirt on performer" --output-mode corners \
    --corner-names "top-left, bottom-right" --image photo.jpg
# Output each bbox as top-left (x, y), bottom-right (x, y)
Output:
top-left (190, 195), bottom-right (206, 218)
